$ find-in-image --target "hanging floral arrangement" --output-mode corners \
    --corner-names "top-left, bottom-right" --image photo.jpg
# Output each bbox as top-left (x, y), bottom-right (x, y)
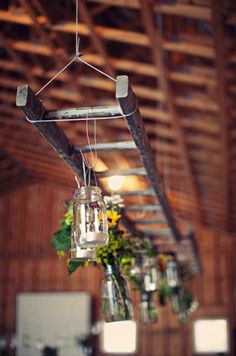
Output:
top-left (52, 194), bottom-right (198, 324)
top-left (157, 253), bottom-right (199, 323)
top-left (52, 194), bottom-right (136, 322)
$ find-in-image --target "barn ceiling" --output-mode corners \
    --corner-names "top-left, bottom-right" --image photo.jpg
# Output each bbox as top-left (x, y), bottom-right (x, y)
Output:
top-left (0, 0), bottom-right (236, 236)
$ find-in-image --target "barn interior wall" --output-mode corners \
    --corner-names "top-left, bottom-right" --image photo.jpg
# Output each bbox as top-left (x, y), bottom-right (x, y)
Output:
top-left (0, 183), bottom-right (235, 355)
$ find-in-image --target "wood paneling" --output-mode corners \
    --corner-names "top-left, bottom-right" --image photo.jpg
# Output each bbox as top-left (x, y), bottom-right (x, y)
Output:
top-left (0, 183), bottom-right (235, 355)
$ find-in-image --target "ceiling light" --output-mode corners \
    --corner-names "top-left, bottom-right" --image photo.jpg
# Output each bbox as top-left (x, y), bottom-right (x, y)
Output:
top-left (108, 175), bottom-right (125, 191)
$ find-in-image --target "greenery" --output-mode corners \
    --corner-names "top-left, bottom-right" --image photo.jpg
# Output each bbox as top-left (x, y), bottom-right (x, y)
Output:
top-left (52, 193), bottom-right (198, 323)
top-left (51, 195), bottom-right (138, 274)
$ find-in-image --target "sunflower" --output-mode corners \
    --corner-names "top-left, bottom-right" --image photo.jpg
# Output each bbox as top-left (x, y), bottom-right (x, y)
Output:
top-left (106, 210), bottom-right (121, 228)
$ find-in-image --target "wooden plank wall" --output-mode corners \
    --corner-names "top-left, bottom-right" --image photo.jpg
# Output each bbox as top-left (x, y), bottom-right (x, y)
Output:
top-left (0, 183), bottom-right (234, 355)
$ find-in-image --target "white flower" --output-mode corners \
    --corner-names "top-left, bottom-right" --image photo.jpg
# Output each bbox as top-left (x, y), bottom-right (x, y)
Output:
top-left (104, 194), bottom-right (124, 208)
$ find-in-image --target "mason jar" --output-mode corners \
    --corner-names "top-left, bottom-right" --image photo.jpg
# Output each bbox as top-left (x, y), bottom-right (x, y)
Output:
top-left (130, 253), bottom-right (159, 292)
top-left (73, 186), bottom-right (108, 248)
top-left (166, 257), bottom-right (180, 288)
top-left (101, 264), bottom-right (133, 322)
top-left (139, 292), bottom-right (158, 324)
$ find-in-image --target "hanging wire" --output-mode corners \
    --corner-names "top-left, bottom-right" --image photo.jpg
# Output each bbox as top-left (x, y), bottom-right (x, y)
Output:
top-left (75, 175), bottom-right (80, 188)
top-left (79, 109), bottom-right (99, 186)
top-left (35, 0), bottom-right (116, 97)
top-left (31, 0), bottom-right (138, 188)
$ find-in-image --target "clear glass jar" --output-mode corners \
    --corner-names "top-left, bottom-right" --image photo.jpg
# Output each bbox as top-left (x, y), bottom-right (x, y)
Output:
top-left (166, 258), bottom-right (180, 288)
top-left (73, 186), bottom-right (108, 248)
top-left (171, 287), bottom-right (182, 314)
top-left (143, 256), bottom-right (159, 292)
top-left (139, 292), bottom-right (158, 324)
top-left (101, 265), bottom-right (133, 322)
top-left (130, 253), bottom-right (159, 292)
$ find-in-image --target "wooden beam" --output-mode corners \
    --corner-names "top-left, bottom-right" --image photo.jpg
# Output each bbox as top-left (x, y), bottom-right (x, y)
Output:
top-left (88, 0), bottom-right (211, 20)
top-left (53, 21), bottom-right (214, 58)
top-left (211, 0), bottom-right (229, 230)
top-left (140, 0), bottom-right (202, 225)
top-left (0, 10), bottom-right (215, 58)
top-left (116, 75), bottom-right (181, 241)
top-left (18, 0), bottom-right (57, 53)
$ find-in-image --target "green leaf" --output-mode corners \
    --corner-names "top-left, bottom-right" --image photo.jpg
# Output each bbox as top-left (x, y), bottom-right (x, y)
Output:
top-left (51, 225), bottom-right (71, 251)
top-left (67, 259), bottom-right (85, 275)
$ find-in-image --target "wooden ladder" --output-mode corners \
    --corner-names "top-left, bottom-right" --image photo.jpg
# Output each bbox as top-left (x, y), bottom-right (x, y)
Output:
top-left (16, 75), bottom-right (200, 273)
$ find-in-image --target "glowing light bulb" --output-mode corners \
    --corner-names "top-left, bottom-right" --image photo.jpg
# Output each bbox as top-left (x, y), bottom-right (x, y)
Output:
top-left (108, 175), bottom-right (125, 191)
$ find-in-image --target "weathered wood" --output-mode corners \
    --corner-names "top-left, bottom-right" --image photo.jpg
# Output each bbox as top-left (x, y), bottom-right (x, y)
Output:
top-left (45, 105), bottom-right (121, 121)
top-left (116, 75), bottom-right (181, 241)
top-left (16, 85), bottom-right (89, 181)
top-left (75, 141), bottom-right (136, 153)
top-left (97, 167), bottom-right (146, 178)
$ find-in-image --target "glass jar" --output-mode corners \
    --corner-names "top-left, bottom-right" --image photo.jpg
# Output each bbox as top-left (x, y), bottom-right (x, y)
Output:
top-left (130, 253), bottom-right (159, 292)
top-left (143, 256), bottom-right (159, 292)
top-left (166, 257), bottom-right (180, 288)
top-left (139, 292), bottom-right (158, 324)
top-left (171, 287), bottom-right (182, 314)
top-left (101, 264), bottom-right (133, 322)
top-left (73, 186), bottom-right (108, 248)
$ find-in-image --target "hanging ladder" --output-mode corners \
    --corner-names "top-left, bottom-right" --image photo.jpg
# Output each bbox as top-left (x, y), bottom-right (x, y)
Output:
top-left (16, 75), bottom-right (200, 273)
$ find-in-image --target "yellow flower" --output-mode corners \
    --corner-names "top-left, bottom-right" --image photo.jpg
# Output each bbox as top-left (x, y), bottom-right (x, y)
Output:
top-left (57, 250), bottom-right (66, 259)
top-left (106, 210), bottom-right (121, 228)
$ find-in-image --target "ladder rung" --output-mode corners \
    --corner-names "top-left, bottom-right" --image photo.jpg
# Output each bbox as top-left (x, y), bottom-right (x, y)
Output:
top-left (120, 188), bottom-right (155, 196)
top-left (45, 105), bottom-right (121, 121)
top-left (143, 228), bottom-right (170, 236)
top-left (75, 141), bottom-right (136, 153)
top-left (135, 217), bottom-right (166, 225)
top-left (97, 167), bottom-right (146, 178)
top-left (125, 205), bottom-right (162, 212)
